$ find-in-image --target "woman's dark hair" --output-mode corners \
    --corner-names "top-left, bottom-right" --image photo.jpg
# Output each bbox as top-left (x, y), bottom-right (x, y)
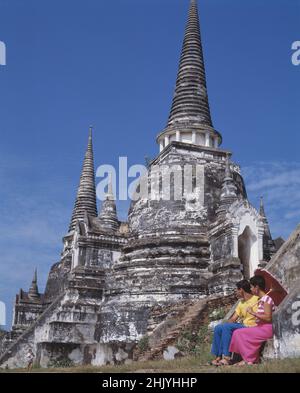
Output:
top-left (236, 279), bottom-right (251, 294)
top-left (250, 275), bottom-right (266, 291)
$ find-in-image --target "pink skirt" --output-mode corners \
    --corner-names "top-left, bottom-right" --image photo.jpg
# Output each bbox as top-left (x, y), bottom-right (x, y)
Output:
top-left (229, 324), bottom-right (273, 363)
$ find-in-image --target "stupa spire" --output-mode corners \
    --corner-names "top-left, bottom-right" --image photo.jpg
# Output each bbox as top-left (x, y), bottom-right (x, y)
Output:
top-left (220, 155), bottom-right (238, 200)
top-left (260, 196), bottom-right (266, 217)
top-left (28, 268), bottom-right (39, 300)
top-left (217, 155), bottom-right (238, 217)
top-left (259, 197), bottom-right (276, 261)
top-left (167, 0), bottom-right (212, 127)
top-left (106, 174), bottom-right (115, 201)
top-left (69, 127), bottom-right (98, 231)
top-left (157, 0), bottom-right (221, 152)
top-left (98, 175), bottom-right (119, 232)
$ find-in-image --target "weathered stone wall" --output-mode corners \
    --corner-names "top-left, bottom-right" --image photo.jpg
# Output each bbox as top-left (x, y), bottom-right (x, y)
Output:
top-left (12, 301), bottom-right (45, 333)
top-left (37, 342), bottom-right (135, 368)
top-left (259, 225), bottom-right (300, 359)
top-left (116, 144), bottom-right (248, 303)
top-left (273, 281), bottom-right (300, 358)
top-left (96, 299), bottom-right (151, 343)
top-left (266, 225), bottom-right (300, 291)
top-left (44, 258), bottom-right (71, 302)
top-left (0, 330), bottom-right (7, 356)
top-left (110, 232), bottom-right (211, 299)
top-left (128, 143), bottom-right (247, 234)
top-left (210, 230), bottom-right (233, 263)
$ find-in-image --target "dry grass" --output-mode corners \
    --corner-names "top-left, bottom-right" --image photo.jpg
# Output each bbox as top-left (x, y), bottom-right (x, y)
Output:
top-left (219, 358), bottom-right (300, 373)
top-left (1, 357), bottom-right (300, 373)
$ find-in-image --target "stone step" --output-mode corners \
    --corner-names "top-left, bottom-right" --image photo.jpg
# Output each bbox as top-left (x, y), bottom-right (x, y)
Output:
top-left (49, 320), bottom-right (96, 325)
top-left (137, 300), bottom-right (208, 361)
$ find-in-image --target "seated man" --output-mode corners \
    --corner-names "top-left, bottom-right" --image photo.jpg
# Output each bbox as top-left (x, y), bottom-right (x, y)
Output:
top-left (210, 279), bottom-right (259, 366)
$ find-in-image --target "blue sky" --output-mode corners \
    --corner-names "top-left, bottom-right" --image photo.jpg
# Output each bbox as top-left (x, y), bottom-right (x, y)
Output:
top-left (0, 0), bottom-right (299, 328)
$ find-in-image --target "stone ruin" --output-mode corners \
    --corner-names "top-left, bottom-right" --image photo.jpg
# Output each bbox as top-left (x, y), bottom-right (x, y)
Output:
top-left (0, 0), bottom-right (298, 368)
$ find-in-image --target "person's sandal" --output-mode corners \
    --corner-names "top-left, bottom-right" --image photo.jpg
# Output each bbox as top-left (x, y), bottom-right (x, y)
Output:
top-left (209, 359), bottom-right (221, 366)
top-left (218, 358), bottom-right (231, 366)
top-left (233, 360), bottom-right (254, 367)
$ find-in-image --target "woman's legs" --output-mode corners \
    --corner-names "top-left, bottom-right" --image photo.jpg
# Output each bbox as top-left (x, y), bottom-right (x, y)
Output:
top-left (229, 324), bottom-right (273, 364)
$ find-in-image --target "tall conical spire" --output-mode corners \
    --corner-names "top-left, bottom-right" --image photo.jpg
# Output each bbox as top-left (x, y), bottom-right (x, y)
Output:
top-left (69, 127), bottom-right (98, 232)
top-left (28, 268), bottom-right (39, 300)
top-left (157, 0), bottom-right (221, 152)
top-left (167, 0), bottom-right (212, 127)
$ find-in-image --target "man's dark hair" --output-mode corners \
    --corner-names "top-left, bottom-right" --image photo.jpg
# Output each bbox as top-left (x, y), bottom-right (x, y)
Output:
top-left (250, 275), bottom-right (266, 291)
top-left (236, 279), bottom-right (251, 294)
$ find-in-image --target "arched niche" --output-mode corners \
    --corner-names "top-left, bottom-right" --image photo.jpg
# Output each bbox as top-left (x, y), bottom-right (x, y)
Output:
top-left (230, 202), bottom-right (264, 279)
top-left (238, 225), bottom-right (257, 279)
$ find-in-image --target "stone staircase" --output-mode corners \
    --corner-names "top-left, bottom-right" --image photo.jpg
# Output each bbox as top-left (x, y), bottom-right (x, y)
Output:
top-left (138, 299), bottom-right (208, 361)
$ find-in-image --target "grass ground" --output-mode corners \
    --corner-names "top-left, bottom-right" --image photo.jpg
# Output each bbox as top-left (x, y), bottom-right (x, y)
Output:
top-left (1, 357), bottom-right (300, 373)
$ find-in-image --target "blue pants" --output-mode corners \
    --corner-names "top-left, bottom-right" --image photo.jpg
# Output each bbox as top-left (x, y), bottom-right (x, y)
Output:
top-left (211, 323), bottom-right (245, 357)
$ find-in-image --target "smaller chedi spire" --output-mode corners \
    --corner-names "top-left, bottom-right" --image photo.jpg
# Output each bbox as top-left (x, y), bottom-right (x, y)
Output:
top-left (259, 196), bottom-right (276, 261)
top-left (217, 154), bottom-right (238, 217)
top-left (260, 196), bottom-right (266, 217)
top-left (106, 174), bottom-right (115, 201)
top-left (28, 268), bottom-right (40, 300)
top-left (69, 127), bottom-right (98, 232)
top-left (220, 155), bottom-right (238, 201)
top-left (98, 175), bottom-right (119, 232)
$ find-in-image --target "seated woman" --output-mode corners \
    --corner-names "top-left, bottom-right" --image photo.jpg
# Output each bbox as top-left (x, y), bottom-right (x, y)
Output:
top-left (229, 275), bottom-right (275, 366)
top-left (211, 279), bottom-right (259, 366)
